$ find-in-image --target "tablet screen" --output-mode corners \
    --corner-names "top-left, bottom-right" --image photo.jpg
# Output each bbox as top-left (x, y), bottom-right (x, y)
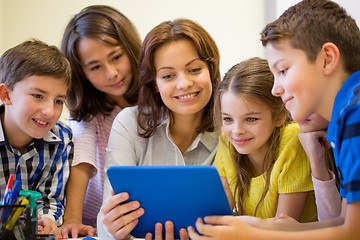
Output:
top-left (107, 165), bottom-right (233, 239)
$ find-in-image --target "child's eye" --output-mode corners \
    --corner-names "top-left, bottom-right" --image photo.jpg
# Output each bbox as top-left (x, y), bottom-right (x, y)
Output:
top-left (32, 94), bottom-right (43, 99)
top-left (279, 68), bottom-right (287, 76)
top-left (113, 54), bottom-right (123, 61)
top-left (55, 99), bottom-right (64, 105)
top-left (90, 65), bottom-right (100, 71)
top-left (246, 117), bottom-right (258, 122)
top-left (222, 117), bottom-right (233, 123)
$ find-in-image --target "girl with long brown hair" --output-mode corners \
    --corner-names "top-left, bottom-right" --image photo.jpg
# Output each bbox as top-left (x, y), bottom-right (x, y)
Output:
top-left (212, 57), bottom-right (316, 221)
top-left (59, 5), bottom-right (141, 238)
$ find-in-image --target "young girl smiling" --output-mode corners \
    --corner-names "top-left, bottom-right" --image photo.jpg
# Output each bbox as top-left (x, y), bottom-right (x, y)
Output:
top-left (213, 57), bottom-right (317, 221)
top-left (60, 5), bottom-right (141, 238)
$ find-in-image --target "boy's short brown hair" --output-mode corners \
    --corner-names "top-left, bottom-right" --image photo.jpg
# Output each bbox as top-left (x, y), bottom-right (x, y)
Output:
top-left (261, 0), bottom-right (360, 74)
top-left (0, 39), bottom-right (71, 90)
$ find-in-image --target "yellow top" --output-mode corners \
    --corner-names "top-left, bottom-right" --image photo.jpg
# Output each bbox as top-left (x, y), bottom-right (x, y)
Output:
top-left (214, 123), bottom-right (317, 222)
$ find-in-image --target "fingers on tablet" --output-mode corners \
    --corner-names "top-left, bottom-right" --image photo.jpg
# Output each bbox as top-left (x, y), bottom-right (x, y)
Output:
top-left (154, 222), bottom-right (164, 240)
top-left (101, 192), bottom-right (129, 214)
top-left (165, 221), bottom-right (175, 240)
top-left (179, 228), bottom-right (189, 240)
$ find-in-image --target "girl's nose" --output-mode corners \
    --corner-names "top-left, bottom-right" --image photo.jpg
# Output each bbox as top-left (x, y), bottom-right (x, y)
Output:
top-left (105, 64), bottom-right (118, 80)
top-left (233, 123), bottom-right (245, 136)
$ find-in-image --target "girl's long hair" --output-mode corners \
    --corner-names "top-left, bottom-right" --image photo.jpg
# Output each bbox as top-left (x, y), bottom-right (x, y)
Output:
top-left (61, 5), bottom-right (141, 121)
top-left (214, 57), bottom-right (291, 216)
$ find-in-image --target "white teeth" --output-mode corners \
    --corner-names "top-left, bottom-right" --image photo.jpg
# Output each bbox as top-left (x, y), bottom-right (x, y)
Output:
top-left (177, 92), bottom-right (198, 99)
top-left (34, 119), bottom-right (47, 125)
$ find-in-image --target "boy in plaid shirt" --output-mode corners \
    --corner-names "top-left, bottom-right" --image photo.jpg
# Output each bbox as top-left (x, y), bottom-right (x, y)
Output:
top-left (0, 39), bottom-right (73, 236)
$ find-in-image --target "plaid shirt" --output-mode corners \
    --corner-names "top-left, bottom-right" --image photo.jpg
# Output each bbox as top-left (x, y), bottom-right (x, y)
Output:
top-left (0, 107), bottom-right (73, 224)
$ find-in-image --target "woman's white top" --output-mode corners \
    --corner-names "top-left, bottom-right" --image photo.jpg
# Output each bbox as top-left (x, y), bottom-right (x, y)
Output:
top-left (97, 106), bottom-right (219, 238)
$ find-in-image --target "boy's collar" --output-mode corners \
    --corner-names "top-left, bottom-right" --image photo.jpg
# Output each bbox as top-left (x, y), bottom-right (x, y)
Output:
top-left (0, 105), bottom-right (8, 144)
top-left (43, 130), bottom-right (61, 143)
top-left (32, 131), bottom-right (61, 152)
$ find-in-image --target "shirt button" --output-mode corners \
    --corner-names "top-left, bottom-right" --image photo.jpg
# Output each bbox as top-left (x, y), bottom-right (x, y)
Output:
top-left (331, 142), bottom-right (335, 148)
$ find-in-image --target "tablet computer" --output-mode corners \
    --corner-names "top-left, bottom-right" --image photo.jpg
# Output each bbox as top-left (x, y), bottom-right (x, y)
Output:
top-left (107, 165), bottom-right (233, 239)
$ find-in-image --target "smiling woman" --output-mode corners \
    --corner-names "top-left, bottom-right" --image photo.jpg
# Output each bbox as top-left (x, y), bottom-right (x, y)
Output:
top-left (154, 39), bottom-right (212, 128)
top-left (97, 18), bottom-right (221, 240)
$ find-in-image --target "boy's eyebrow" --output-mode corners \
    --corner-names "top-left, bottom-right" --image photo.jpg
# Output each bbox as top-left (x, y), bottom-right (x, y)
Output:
top-left (32, 87), bottom-right (66, 98)
top-left (32, 87), bottom-right (47, 94)
top-left (271, 59), bottom-right (284, 69)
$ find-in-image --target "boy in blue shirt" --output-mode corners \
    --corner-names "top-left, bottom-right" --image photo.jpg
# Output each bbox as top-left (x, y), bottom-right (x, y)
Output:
top-left (188, 0), bottom-right (360, 239)
top-left (0, 40), bottom-right (73, 236)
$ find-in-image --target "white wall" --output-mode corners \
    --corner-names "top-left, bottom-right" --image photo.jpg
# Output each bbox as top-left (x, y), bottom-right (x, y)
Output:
top-left (0, 0), bottom-right (268, 122)
top-left (1, 0), bottom-right (358, 122)
top-left (0, 0), bottom-right (267, 76)
top-left (267, 0), bottom-right (360, 25)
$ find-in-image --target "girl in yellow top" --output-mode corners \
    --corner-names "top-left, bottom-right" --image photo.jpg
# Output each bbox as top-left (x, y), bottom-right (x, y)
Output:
top-left (213, 57), bottom-right (317, 222)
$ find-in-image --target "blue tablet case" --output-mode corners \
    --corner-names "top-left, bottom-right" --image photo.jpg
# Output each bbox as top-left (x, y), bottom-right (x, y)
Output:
top-left (107, 165), bottom-right (233, 239)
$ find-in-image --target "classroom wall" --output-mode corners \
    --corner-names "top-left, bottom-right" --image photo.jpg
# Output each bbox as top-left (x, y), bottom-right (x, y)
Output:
top-left (271, 0), bottom-right (360, 25)
top-left (0, 0), bottom-right (359, 122)
top-left (0, 0), bottom-right (267, 75)
top-left (0, 0), bottom-right (268, 122)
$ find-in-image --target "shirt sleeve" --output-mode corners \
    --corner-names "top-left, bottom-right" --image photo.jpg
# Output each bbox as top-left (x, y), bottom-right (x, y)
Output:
top-left (214, 133), bottom-right (229, 177)
top-left (312, 171), bottom-right (341, 221)
top-left (67, 118), bottom-right (97, 176)
top-left (37, 130), bottom-right (74, 225)
top-left (97, 175), bottom-right (118, 239)
top-left (337, 104), bottom-right (360, 203)
top-left (106, 107), bottom-right (139, 167)
top-left (97, 107), bottom-right (139, 238)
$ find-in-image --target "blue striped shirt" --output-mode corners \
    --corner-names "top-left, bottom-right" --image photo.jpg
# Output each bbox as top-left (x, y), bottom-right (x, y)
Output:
top-left (0, 106), bottom-right (73, 224)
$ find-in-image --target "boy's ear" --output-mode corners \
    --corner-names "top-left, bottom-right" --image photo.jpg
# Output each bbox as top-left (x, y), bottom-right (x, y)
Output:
top-left (0, 84), bottom-right (12, 105)
top-left (321, 42), bottom-right (340, 76)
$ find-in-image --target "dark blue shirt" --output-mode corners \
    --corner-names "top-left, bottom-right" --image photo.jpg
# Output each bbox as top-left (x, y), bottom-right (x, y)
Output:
top-left (327, 70), bottom-right (360, 203)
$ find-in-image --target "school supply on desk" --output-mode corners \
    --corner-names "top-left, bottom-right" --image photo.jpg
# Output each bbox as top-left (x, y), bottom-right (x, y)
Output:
top-left (0, 194), bottom-right (30, 240)
top-left (0, 183), bottom-right (52, 240)
top-left (0, 196), bottom-right (29, 239)
top-left (1, 179), bottom-right (22, 224)
top-left (19, 190), bottom-right (42, 239)
top-left (107, 165), bottom-right (233, 239)
top-left (3, 174), bottom-right (14, 200)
